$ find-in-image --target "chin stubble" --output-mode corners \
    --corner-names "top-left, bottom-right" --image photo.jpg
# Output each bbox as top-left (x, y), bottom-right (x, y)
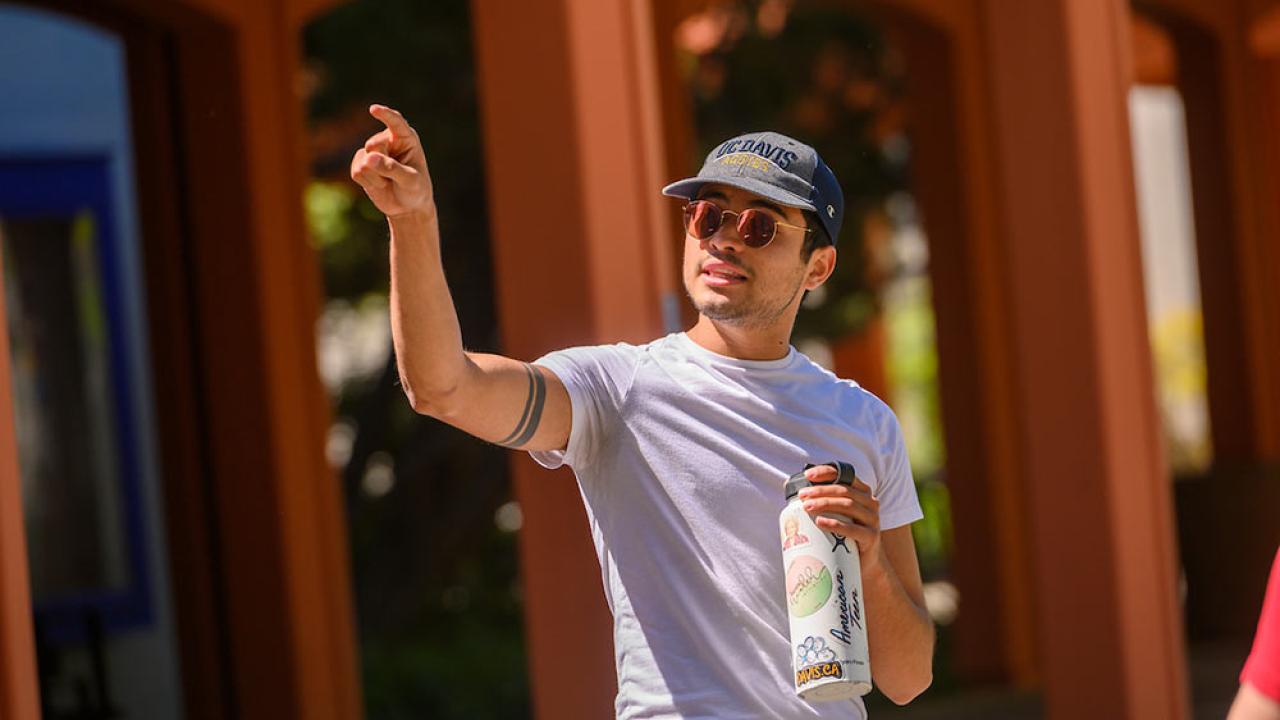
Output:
top-left (684, 268), bottom-right (808, 328)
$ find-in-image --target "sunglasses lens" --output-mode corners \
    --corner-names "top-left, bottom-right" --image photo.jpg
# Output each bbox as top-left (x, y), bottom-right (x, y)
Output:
top-left (685, 201), bottom-right (722, 239)
top-left (737, 209), bottom-right (776, 248)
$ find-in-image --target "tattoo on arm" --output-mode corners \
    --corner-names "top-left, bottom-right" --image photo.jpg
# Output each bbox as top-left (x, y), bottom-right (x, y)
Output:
top-left (496, 363), bottom-right (547, 448)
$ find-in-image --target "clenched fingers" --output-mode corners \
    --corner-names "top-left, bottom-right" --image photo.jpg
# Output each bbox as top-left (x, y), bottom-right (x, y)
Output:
top-left (367, 151), bottom-right (419, 185)
top-left (803, 464), bottom-right (840, 483)
top-left (798, 471), bottom-right (881, 551)
top-left (802, 495), bottom-right (880, 530)
top-left (364, 128), bottom-right (393, 155)
top-left (350, 148), bottom-right (387, 191)
top-left (798, 479), bottom-right (878, 511)
top-left (351, 149), bottom-right (418, 187)
top-left (814, 515), bottom-right (877, 550)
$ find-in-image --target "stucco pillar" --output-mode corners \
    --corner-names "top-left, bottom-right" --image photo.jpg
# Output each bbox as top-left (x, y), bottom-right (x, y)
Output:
top-left (976, 0), bottom-right (1190, 717)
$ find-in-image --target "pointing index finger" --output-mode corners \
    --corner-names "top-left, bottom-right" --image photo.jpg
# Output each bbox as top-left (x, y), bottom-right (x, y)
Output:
top-left (369, 104), bottom-right (415, 138)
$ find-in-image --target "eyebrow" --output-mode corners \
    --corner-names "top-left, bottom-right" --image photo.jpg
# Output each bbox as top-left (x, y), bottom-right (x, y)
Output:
top-left (695, 189), bottom-right (789, 219)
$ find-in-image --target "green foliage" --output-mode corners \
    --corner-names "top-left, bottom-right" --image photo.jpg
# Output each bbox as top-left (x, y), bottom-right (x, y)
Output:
top-left (911, 477), bottom-right (954, 581)
top-left (360, 529), bottom-right (529, 720)
top-left (885, 276), bottom-right (944, 476)
top-left (305, 181), bottom-right (354, 249)
top-left (1148, 308), bottom-right (1212, 473)
top-left (882, 275), bottom-right (950, 577)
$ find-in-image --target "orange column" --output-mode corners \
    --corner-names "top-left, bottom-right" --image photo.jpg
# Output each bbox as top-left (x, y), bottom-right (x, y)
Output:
top-left (1239, 15), bottom-right (1280, 461)
top-left (228, 5), bottom-right (363, 717)
top-left (831, 320), bottom-right (889, 402)
top-left (1244, 4), bottom-right (1280, 458)
top-left (0, 243), bottom-right (40, 720)
top-left (1169, 17), bottom-right (1259, 464)
top-left (471, 0), bottom-right (671, 716)
top-left (977, 0), bottom-right (1190, 717)
top-left (160, 1), bottom-right (362, 717)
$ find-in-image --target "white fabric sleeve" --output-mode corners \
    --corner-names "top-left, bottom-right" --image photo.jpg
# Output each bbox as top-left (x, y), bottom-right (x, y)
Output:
top-left (526, 343), bottom-right (640, 470)
top-left (871, 403), bottom-right (925, 531)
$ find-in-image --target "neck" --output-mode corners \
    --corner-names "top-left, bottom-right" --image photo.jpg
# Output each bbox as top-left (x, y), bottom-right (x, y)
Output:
top-left (685, 314), bottom-right (795, 361)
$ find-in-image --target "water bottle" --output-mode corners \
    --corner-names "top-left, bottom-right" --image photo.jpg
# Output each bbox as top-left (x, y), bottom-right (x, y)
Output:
top-left (780, 461), bottom-right (872, 701)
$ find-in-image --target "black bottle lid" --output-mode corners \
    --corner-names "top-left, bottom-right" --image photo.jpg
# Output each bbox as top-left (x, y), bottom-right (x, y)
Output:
top-left (784, 461), bottom-right (857, 500)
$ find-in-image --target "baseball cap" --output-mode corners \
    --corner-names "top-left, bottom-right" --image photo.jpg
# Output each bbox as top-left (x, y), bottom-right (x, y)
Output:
top-left (662, 131), bottom-right (845, 244)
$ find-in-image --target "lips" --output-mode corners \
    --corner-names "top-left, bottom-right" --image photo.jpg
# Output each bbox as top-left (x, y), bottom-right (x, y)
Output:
top-left (701, 261), bottom-right (748, 285)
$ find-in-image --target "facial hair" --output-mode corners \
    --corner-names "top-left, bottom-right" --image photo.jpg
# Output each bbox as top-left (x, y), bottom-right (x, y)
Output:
top-left (685, 264), bottom-right (809, 329)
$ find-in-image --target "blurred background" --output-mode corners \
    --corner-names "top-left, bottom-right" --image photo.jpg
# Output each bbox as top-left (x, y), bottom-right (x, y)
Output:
top-left (1, 0), bottom-right (1278, 718)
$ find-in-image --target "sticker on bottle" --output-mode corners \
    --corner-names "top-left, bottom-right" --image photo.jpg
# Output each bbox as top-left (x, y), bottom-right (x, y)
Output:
top-left (785, 555), bottom-right (833, 617)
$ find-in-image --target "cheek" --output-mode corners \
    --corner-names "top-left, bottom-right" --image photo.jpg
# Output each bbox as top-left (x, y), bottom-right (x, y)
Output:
top-left (681, 237), bottom-right (700, 276)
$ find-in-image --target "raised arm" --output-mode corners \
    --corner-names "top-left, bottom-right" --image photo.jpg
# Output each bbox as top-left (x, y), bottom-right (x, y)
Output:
top-left (350, 104), bottom-right (569, 452)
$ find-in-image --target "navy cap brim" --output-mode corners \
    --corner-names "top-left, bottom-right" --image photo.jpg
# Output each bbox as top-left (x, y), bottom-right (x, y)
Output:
top-left (662, 176), bottom-right (817, 213)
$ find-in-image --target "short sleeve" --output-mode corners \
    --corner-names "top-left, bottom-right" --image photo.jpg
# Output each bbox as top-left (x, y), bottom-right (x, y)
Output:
top-left (527, 342), bottom-right (641, 471)
top-left (1242, 548), bottom-right (1280, 701)
top-left (871, 402), bottom-right (924, 531)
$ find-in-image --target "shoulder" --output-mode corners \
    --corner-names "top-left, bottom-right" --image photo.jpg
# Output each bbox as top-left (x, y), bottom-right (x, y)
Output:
top-left (534, 338), bottom-right (651, 366)
top-left (792, 352), bottom-right (902, 433)
top-left (531, 338), bottom-right (658, 395)
top-left (794, 351), bottom-right (894, 408)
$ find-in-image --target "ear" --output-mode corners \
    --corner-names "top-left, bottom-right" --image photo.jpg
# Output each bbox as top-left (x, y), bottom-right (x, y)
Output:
top-left (804, 245), bottom-right (837, 290)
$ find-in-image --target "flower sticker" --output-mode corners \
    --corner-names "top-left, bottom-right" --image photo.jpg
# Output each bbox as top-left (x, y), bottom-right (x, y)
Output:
top-left (796, 635), bottom-right (837, 667)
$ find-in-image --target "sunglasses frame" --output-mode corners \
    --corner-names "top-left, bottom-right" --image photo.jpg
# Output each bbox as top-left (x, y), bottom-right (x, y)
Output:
top-left (682, 199), bottom-right (813, 249)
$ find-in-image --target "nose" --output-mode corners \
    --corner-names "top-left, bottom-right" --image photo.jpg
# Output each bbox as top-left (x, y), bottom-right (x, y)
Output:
top-left (700, 216), bottom-right (746, 254)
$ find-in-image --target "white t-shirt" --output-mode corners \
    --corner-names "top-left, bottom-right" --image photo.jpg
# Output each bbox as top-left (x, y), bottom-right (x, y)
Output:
top-left (529, 331), bottom-right (923, 719)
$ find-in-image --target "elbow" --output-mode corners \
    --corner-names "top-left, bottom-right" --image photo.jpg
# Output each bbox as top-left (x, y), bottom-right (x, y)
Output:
top-left (879, 643), bottom-right (934, 706)
top-left (400, 357), bottom-right (473, 417)
top-left (883, 671), bottom-right (932, 706)
top-left (404, 389), bottom-right (435, 416)
top-left (402, 379), bottom-right (461, 418)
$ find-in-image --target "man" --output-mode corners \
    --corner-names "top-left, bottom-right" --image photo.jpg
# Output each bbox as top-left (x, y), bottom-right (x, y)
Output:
top-left (350, 103), bottom-right (934, 718)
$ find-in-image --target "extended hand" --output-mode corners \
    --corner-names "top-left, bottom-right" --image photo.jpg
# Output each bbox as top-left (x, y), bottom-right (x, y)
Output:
top-left (350, 104), bottom-right (435, 220)
top-left (798, 464), bottom-right (885, 577)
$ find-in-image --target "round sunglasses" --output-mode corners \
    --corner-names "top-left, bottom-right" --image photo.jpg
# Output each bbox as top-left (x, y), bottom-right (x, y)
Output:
top-left (682, 199), bottom-right (812, 249)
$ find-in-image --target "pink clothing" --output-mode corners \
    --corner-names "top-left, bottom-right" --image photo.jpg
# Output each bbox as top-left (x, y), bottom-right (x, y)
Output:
top-left (1242, 547), bottom-right (1280, 701)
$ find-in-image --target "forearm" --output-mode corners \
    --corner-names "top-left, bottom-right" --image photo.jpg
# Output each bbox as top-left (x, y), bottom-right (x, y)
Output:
top-left (864, 558), bottom-right (934, 704)
top-left (387, 207), bottom-right (470, 410)
top-left (1228, 683), bottom-right (1280, 720)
